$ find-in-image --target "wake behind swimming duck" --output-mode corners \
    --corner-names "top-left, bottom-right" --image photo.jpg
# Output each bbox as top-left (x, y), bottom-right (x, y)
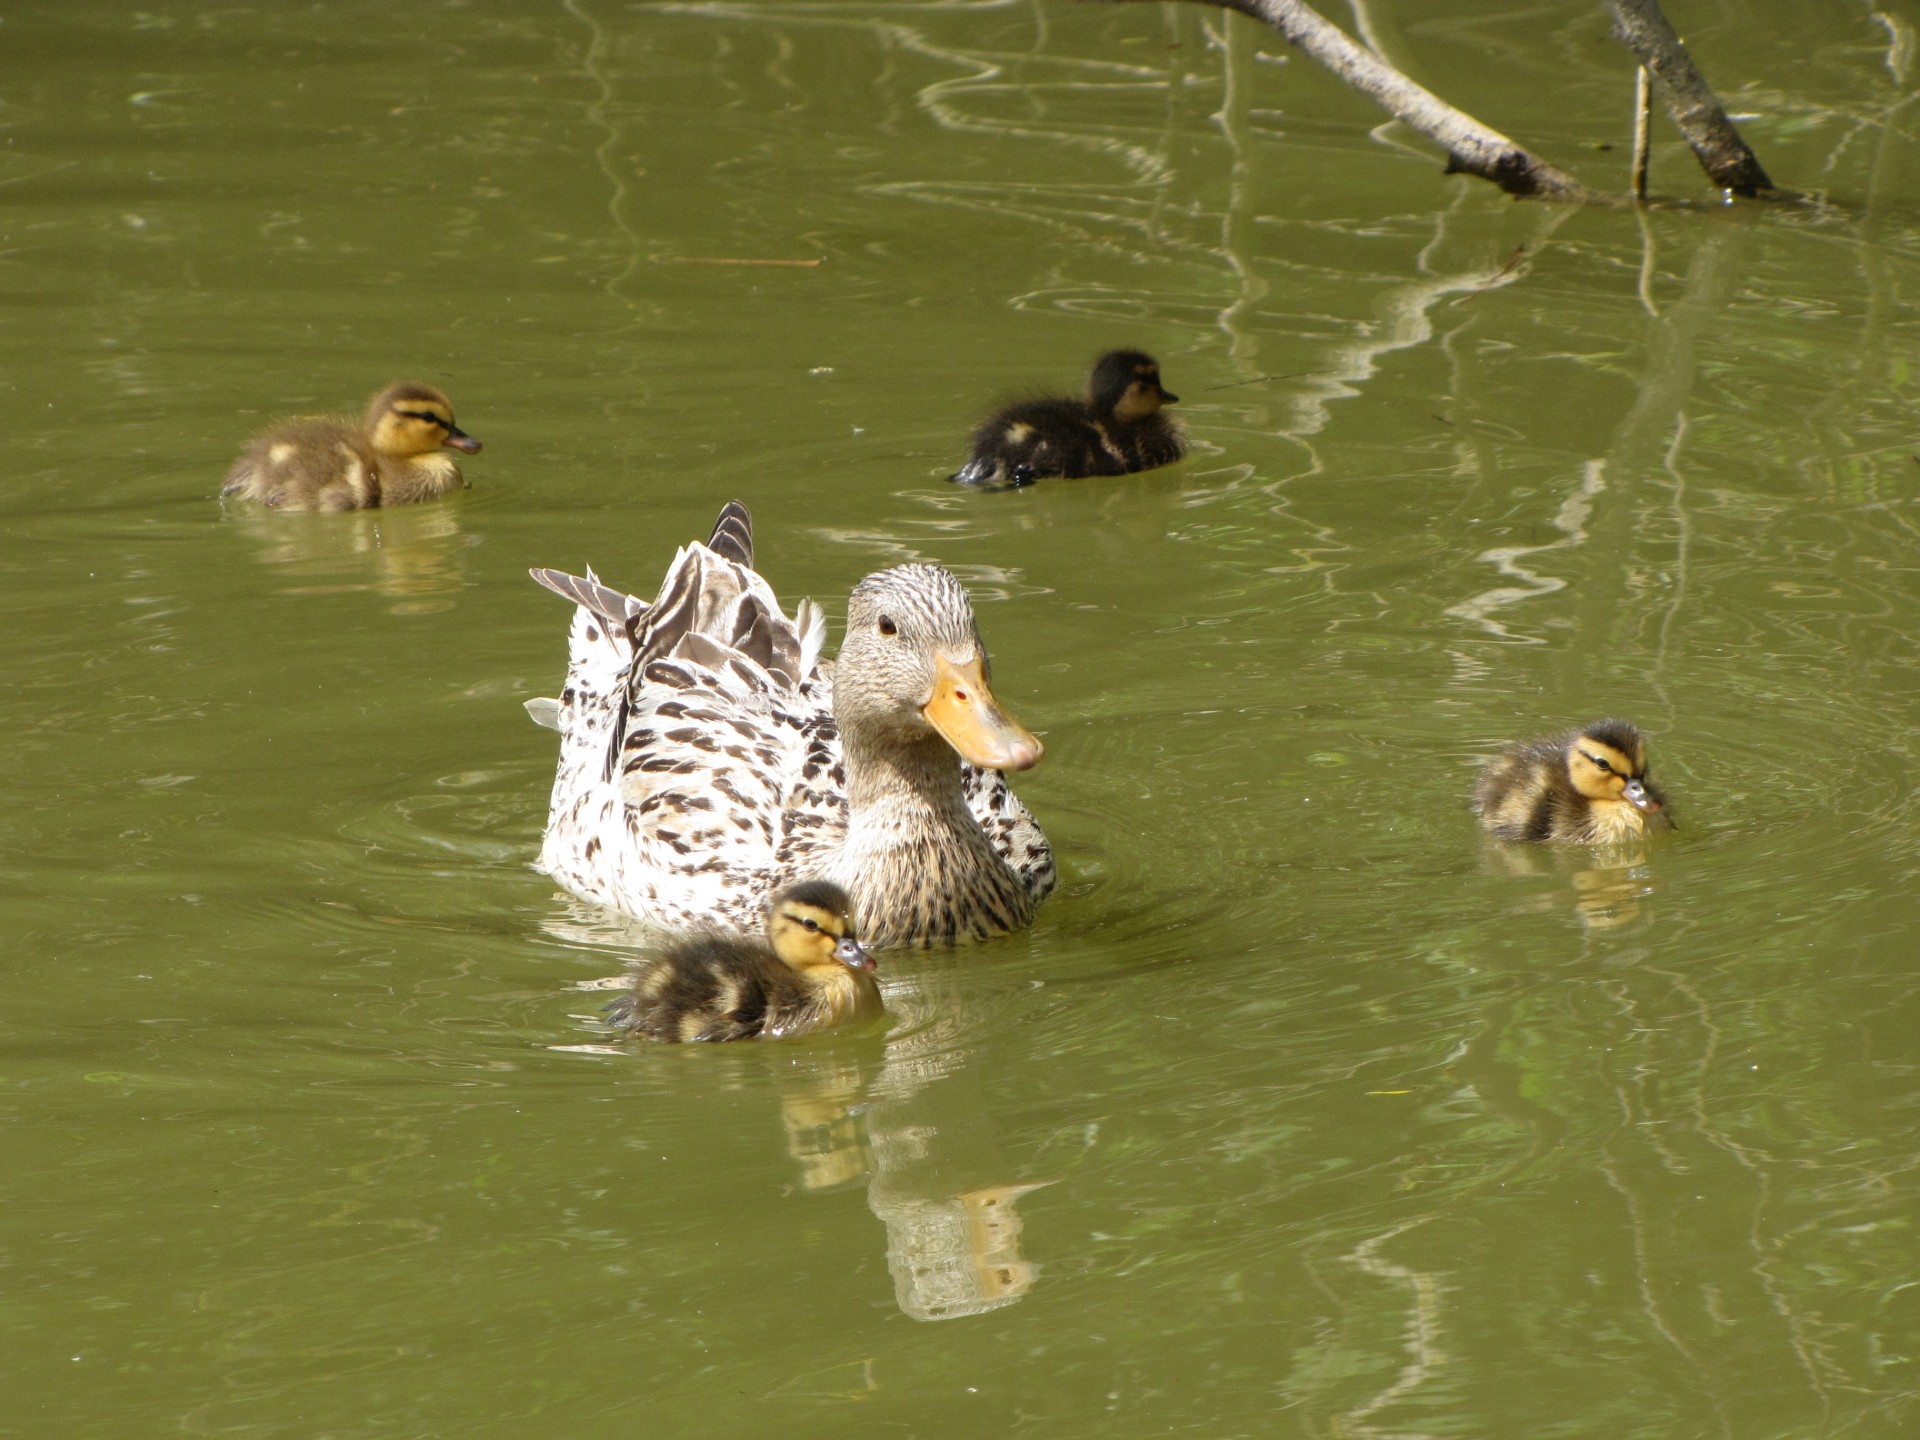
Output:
top-left (526, 502), bottom-right (1054, 949)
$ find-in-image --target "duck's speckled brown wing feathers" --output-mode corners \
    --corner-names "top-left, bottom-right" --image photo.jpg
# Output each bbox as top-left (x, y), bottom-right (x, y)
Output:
top-left (530, 503), bottom-right (1052, 937)
top-left (531, 518), bottom-right (826, 932)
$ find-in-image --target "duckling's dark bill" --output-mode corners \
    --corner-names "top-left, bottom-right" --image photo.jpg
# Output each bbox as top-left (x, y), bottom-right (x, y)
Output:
top-left (836, 936), bottom-right (876, 971)
top-left (441, 427), bottom-right (482, 454)
top-left (922, 654), bottom-right (1043, 772)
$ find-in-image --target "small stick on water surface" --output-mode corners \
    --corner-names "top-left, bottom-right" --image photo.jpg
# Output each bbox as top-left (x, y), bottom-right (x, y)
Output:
top-left (1201, 371), bottom-right (1314, 391)
top-left (659, 257), bottom-right (826, 267)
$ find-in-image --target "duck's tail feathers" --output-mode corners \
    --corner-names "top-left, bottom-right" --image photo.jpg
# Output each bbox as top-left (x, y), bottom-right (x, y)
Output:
top-left (530, 565), bottom-right (650, 629)
top-left (705, 500), bottom-right (754, 568)
top-left (625, 525), bottom-right (821, 698)
top-left (527, 562), bottom-right (641, 796)
top-left (794, 597), bottom-right (827, 680)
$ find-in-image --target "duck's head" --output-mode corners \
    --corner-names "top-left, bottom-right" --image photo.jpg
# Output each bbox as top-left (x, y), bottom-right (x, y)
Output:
top-left (837, 564), bottom-right (1043, 773)
top-left (1089, 349), bottom-right (1178, 424)
top-left (1565, 719), bottom-right (1664, 815)
top-left (767, 880), bottom-right (874, 973)
top-left (365, 382), bottom-right (482, 459)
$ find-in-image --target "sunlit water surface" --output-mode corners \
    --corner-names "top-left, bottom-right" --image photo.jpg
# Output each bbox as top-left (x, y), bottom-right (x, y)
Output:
top-left (4, 1), bottom-right (1920, 1435)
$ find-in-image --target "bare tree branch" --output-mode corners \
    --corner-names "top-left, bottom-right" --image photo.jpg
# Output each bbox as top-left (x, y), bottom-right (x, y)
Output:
top-left (1096, 0), bottom-right (1791, 206)
top-left (1103, 0), bottom-right (1593, 201)
top-left (1606, 0), bottom-right (1775, 195)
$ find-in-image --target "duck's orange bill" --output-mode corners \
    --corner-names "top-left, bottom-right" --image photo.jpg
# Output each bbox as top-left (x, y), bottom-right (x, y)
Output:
top-left (922, 654), bottom-right (1043, 772)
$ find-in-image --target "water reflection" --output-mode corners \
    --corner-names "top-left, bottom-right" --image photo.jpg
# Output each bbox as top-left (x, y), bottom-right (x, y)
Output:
top-left (1448, 219), bottom-right (1743, 649)
top-left (1479, 841), bottom-right (1660, 932)
top-left (766, 1043), bottom-right (1051, 1320)
top-left (1334, 1217), bottom-right (1447, 1440)
top-left (560, 916), bottom-right (1052, 1322)
top-left (769, 958), bottom-right (1054, 1320)
top-left (776, 1061), bottom-right (873, 1194)
top-left (860, 956), bottom-right (1051, 1320)
top-left (224, 502), bottom-right (475, 614)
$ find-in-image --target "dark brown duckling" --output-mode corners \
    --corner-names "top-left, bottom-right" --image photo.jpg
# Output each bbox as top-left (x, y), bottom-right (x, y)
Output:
top-left (951, 349), bottom-right (1184, 489)
top-left (606, 881), bottom-right (882, 1043)
top-left (1474, 719), bottom-right (1675, 845)
top-left (221, 382), bottom-right (480, 511)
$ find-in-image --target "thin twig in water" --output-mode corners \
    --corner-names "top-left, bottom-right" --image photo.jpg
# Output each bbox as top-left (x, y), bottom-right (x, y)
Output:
top-left (1631, 65), bottom-right (1653, 201)
top-left (1201, 371), bottom-right (1315, 390)
top-left (659, 257), bottom-right (826, 267)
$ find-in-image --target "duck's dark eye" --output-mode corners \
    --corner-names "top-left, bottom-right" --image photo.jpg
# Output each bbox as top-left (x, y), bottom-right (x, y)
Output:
top-left (801, 917), bottom-right (820, 932)
top-left (1582, 751), bottom-right (1615, 775)
top-left (397, 409), bottom-right (449, 428)
top-left (877, 615), bottom-right (898, 637)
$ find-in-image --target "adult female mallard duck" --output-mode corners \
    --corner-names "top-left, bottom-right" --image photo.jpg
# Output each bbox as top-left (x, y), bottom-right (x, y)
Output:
top-left (606, 881), bottom-right (882, 1043)
top-left (526, 501), bottom-right (1053, 949)
top-left (221, 382), bottom-right (480, 511)
top-left (950, 349), bottom-right (1184, 488)
top-left (1473, 719), bottom-right (1674, 845)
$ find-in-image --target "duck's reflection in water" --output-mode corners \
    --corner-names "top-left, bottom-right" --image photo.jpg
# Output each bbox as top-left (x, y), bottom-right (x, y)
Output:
top-left (1481, 842), bottom-right (1659, 931)
top-left (773, 953), bottom-right (1051, 1320)
top-left (553, 905), bottom-right (1051, 1321)
top-left (777, 1060), bottom-right (873, 1193)
top-left (228, 503), bottom-right (473, 614)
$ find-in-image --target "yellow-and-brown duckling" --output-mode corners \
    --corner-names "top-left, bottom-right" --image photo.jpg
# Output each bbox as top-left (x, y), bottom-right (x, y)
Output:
top-left (221, 382), bottom-right (480, 511)
top-left (1473, 719), bottom-right (1674, 845)
top-left (950, 349), bottom-right (1184, 488)
top-left (606, 881), bottom-right (882, 1043)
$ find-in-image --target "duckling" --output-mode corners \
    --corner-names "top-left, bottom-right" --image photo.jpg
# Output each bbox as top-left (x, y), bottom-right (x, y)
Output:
top-left (221, 382), bottom-right (480, 511)
top-left (1474, 719), bottom-right (1674, 845)
top-left (951, 349), bottom-right (1184, 488)
top-left (605, 881), bottom-right (883, 1043)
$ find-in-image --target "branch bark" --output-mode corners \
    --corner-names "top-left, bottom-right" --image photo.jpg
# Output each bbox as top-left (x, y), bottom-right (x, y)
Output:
top-left (1606, 0), bottom-right (1775, 195)
top-left (1131, 0), bottom-right (1594, 201)
top-left (1098, 0), bottom-right (1782, 204)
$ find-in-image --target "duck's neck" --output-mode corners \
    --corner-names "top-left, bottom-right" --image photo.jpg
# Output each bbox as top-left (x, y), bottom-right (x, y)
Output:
top-left (844, 725), bottom-right (972, 821)
top-left (768, 964), bottom-right (882, 1038)
top-left (1584, 796), bottom-right (1649, 844)
top-left (835, 724), bottom-right (1030, 948)
top-left (377, 452), bottom-right (462, 505)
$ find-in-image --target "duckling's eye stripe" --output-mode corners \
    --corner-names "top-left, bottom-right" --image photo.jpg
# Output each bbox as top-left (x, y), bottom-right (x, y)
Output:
top-left (396, 409), bottom-right (450, 427)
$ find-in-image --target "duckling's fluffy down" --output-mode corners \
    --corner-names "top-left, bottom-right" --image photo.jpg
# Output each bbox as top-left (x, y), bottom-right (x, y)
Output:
top-left (1473, 720), bottom-right (1673, 845)
top-left (221, 382), bottom-right (476, 511)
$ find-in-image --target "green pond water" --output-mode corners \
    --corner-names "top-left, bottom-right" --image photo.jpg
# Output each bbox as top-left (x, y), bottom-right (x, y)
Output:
top-left (4, 1), bottom-right (1920, 1434)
